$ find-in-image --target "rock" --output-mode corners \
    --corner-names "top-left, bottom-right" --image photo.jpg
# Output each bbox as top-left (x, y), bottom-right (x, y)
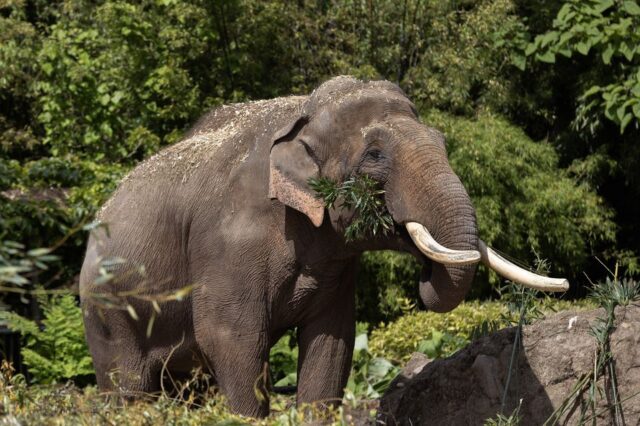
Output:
top-left (379, 304), bottom-right (640, 425)
top-left (381, 352), bottom-right (432, 415)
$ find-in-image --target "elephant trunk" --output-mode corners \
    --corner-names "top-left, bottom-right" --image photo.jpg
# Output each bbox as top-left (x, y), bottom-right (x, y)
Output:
top-left (414, 174), bottom-right (478, 312)
top-left (386, 125), bottom-right (479, 312)
top-left (387, 121), bottom-right (568, 307)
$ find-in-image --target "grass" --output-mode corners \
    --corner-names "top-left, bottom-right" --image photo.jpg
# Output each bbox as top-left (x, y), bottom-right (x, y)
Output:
top-left (0, 362), bottom-right (378, 425)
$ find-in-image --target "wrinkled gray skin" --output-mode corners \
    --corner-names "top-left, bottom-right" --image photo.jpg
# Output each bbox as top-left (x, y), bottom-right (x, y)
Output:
top-left (79, 76), bottom-right (478, 417)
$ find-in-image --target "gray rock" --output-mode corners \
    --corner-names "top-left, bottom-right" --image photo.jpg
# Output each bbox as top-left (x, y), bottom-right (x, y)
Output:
top-left (379, 304), bottom-right (640, 425)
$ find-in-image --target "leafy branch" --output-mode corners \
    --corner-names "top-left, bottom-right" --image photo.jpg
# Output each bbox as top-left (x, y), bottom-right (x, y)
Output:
top-left (308, 175), bottom-right (393, 242)
top-left (525, 0), bottom-right (640, 133)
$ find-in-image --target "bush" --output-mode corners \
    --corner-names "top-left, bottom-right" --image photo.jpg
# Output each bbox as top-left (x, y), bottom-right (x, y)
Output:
top-left (356, 251), bottom-right (420, 325)
top-left (345, 331), bottom-right (398, 399)
top-left (369, 301), bottom-right (506, 362)
top-left (269, 330), bottom-right (298, 387)
top-left (0, 294), bottom-right (94, 384)
top-left (269, 323), bottom-right (398, 398)
top-left (369, 299), bottom-right (596, 363)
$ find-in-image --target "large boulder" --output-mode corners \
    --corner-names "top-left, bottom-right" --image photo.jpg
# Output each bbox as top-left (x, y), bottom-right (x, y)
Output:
top-left (379, 304), bottom-right (640, 425)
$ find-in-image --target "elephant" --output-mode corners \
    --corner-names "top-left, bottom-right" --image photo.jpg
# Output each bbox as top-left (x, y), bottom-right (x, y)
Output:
top-left (79, 76), bottom-right (567, 417)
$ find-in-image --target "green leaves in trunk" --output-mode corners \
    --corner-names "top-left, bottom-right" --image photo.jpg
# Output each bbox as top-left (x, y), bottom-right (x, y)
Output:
top-left (308, 175), bottom-right (393, 242)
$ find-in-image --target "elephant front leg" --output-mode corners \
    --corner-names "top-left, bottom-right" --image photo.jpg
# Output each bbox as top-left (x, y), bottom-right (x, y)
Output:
top-left (193, 285), bottom-right (271, 417)
top-left (207, 334), bottom-right (271, 417)
top-left (295, 274), bottom-right (356, 407)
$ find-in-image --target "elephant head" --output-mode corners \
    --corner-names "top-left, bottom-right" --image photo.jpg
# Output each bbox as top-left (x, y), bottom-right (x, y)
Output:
top-left (269, 76), bottom-right (567, 312)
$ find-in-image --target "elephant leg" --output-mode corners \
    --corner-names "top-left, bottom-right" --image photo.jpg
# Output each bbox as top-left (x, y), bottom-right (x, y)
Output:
top-left (296, 266), bottom-right (356, 407)
top-left (200, 332), bottom-right (270, 417)
top-left (193, 282), bottom-right (271, 417)
top-left (90, 338), bottom-right (162, 397)
top-left (84, 308), bottom-right (162, 397)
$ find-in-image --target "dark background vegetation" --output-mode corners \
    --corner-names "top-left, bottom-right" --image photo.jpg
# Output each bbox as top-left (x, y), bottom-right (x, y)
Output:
top-left (1, 0), bottom-right (639, 325)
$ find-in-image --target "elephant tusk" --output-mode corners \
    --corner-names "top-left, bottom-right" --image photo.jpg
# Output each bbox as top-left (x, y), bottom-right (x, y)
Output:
top-left (405, 222), bottom-right (481, 265)
top-left (479, 240), bottom-right (569, 292)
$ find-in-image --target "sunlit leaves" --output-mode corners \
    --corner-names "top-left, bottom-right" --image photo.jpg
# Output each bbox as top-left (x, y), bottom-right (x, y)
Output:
top-left (404, 0), bottom-right (526, 114)
top-left (32, 1), bottom-right (210, 161)
top-left (0, 241), bottom-right (58, 287)
top-left (526, 0), bottom-right (640, 133)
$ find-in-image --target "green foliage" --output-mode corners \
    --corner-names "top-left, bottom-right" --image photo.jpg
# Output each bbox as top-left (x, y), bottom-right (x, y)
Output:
top-left (268, 325), bottom-right (399, 399)
top-left (0, 158), bottom-right (125, 298)
top-left (415, 330), bottom-right (467, 360)
top-left (269, 331), bottom-right (298, 387)
top-left (484, 402), bottom-right (522, 426)
top-left (402, 0), bottom-right (528, 113)
top-left (356, 251), bottom-right (420, 324)
top-left (345, 332), bottom-right (398, 399)
top-left (369, 301), bottom-right (507, 362)
top-left (309, 175), bottom-right (393, 242)
top-left (0, 293), bottom-right (94, 384)
top-left (369, 299), bottom-right (595, 363)
top-left (509, 0), bottom-right (640, 273)
top-left (590, 275), bottom-right (640, 309)
top-left (0, 241), bottom-right (58, 288)
top-left (526, 0), bottom-right (640, 133)
top-left (427, 110), bottom-right (617, 282)
top-left (33, 1), bottom-right (207, 161)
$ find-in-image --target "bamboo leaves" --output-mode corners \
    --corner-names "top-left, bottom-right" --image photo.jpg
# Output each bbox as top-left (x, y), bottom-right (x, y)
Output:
top-left (308, 175), bottom-right (393, 242)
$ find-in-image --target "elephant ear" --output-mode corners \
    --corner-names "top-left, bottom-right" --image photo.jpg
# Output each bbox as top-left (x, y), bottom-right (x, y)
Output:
top-left (269, 117), bottom-right (325, 227)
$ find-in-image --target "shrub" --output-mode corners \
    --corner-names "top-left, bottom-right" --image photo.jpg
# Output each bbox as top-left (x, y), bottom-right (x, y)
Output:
top-left (0, 294), bottom-right (94, 384)
top-left (369, 301), bottom-right (506, 362)
top-left (356, 251), bottom-right (420, 325)
top-left (369, 299), bottom-right (596, 363)
top-left (269, 323), bottom-right (398, 398)
top-left (345, 332), bottom-right (398, 399)
top-left (269, 330), bottom-right (298, 387)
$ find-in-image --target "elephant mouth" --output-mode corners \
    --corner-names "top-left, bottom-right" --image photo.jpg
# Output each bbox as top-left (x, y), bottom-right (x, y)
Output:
top-left (395, 221), bottom-right (570, 293)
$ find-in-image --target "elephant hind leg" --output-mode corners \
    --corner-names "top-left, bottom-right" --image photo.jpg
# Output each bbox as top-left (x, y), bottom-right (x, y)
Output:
top-left (85, 318), bottom-right (162, 397)
top-left (93, 350), bottom-right (164, 399)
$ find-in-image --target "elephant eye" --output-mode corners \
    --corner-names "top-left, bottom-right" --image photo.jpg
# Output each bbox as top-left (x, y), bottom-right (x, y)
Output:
top-left (366, 149), bottom-right (382, 161)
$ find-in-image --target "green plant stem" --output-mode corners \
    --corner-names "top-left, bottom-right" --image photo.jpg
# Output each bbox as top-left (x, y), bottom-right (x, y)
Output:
top-left (500, 314), bottom-right (522, 414)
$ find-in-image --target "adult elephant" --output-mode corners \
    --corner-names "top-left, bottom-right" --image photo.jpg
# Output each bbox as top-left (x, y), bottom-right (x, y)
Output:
top-left (79, 76), bottom-right (567, 416)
